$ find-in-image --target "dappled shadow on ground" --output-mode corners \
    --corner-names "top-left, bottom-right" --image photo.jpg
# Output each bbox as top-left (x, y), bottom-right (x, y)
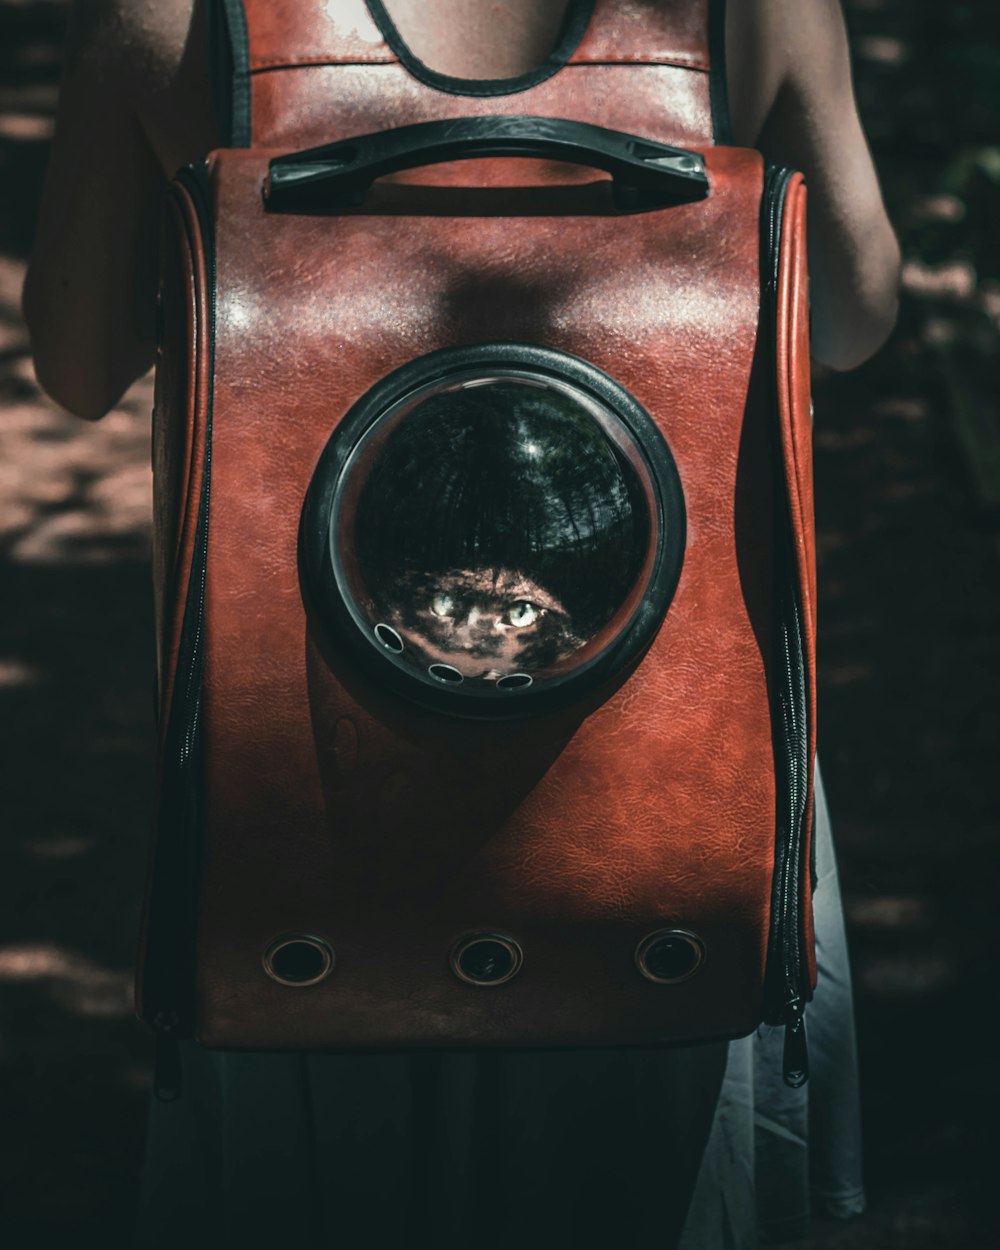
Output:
top-left (1, 4), bottom-right (155, 1243)
top-left (0, 0), bottom-right (998, 1246)
top-left (807, 4), bottom-right (1000, 1244)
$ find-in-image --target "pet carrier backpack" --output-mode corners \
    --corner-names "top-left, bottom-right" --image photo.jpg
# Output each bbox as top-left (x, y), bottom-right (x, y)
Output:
top-left (139, 0), bottom-right (818, 1098)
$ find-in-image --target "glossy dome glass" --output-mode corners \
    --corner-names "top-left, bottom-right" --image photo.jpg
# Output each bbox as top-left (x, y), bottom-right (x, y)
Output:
top-left (302, 345), bottom-right (684, 718)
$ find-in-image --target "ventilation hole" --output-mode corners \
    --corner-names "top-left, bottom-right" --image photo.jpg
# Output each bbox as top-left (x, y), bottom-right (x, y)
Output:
top-left (635, 930), bottom-right (705, 984)
top-left (263, 935), bottom-right (335, 987)
top-left (374, 623), bottom-right (404, 652)
top-left (496, 672), bottom-right (532, 691)
top-left (428, 663), bottom-right (464, 684)
top-left (450, 933), bottom-right (523, 986)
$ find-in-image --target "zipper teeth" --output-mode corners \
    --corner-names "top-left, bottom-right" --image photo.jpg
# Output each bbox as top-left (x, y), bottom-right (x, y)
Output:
top-left (762, 164), bottom-right (812, 1020)
top-left (779, 219), bottom-right (810, 1010)
top-left (778, 596), bottom-right (808, 999)
top-left (179, 167), bottom-right (216, 773)
top-left (148, 163), bottom-right (216, 1034)
top-left (774, 173), bottom-right (806, 1011)
top-left (176, 166), bottom-right (217, 770)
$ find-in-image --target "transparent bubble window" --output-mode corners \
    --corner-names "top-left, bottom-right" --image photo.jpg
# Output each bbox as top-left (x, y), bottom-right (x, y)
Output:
top-left (302, 346), bottom-right (684, 718)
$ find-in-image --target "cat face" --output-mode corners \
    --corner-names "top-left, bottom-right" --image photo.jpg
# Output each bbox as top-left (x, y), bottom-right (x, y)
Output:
top-left (382, 566), bottom-right (585, 680)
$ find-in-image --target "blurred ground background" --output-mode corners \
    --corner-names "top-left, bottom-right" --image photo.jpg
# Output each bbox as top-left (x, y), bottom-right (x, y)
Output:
top-left (1, 0), bottom-right (998, 1245)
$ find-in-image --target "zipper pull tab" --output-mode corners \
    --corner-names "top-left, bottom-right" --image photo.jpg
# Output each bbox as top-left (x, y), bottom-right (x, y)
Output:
top-left (782, 1000), bottom-right (809, 1088)
top-left (152, 1012), bottom-right (183, 1103)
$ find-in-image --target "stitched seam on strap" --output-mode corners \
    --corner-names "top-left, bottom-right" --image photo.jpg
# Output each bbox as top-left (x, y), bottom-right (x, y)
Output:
top-left (571, 54), bottom-right (709, 69)
top-left (248, 56), bottom-right (711, 73)
top-left (249, 54), bottom-right (398, 70)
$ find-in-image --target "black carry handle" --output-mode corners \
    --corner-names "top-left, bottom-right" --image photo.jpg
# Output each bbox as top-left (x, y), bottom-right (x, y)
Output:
top-left (264, 115), bottom-right (710, 213)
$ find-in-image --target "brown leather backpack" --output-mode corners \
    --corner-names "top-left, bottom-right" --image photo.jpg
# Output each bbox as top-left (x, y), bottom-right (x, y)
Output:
top-left (139, 0), bottom-right (817, 1100)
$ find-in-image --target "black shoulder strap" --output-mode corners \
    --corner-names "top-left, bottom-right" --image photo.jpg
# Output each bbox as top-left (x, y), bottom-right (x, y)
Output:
top-left (709, 0), bottom-right (732, 145)
top-left (209, 0), bottom-right (252, 147)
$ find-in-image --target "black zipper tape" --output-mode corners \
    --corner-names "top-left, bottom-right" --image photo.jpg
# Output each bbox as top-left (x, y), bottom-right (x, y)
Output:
top-left (759, 164), bottom-right (814, 1087)
top-left (142, 162), bottom-right (217, 1099)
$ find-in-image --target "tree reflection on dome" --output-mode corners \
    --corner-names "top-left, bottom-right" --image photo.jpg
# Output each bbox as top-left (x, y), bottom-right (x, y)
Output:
top-left (348, 376), bottom-right (650, 685)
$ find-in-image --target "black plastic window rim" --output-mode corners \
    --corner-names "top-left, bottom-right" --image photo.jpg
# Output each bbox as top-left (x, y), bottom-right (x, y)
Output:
top-left (300, 343), bottom-right (685, 721)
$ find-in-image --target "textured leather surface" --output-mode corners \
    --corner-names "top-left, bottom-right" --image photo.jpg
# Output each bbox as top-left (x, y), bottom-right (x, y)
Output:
top-left (775, 173), bottom-right (818, 985)
top-left (242, 0), bottom-right (392, 68)
top-left (572, 0), bottom-right (711, 66)
top-left (251, 65), bottom-right (713, 151)
top-left (176, 146), bottom-right (801, 1049)
top-left (239, 0), bottom-right (712, 69)
top-left (235, 0), bottom-right (715, 150)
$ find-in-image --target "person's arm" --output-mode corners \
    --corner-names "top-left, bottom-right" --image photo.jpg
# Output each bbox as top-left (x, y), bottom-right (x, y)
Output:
top-left (22, 4), bottom-right (166, 419)
top-left (23, 0), bottom-right (210, 420)
top-left (728, 0), bottom-right (901, 371)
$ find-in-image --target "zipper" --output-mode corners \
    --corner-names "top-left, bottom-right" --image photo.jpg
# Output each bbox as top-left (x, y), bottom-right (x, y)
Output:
top-left (760, 164), bottom-right (813, 1088)
top-left (143, 161), bottom-right (217, 1100)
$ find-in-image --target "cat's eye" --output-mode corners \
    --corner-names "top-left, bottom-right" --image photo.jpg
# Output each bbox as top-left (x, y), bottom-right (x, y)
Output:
top-left (508, 600), bottom-right (538, 627)
top-left (431, 593), bottom-right (454, 618)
